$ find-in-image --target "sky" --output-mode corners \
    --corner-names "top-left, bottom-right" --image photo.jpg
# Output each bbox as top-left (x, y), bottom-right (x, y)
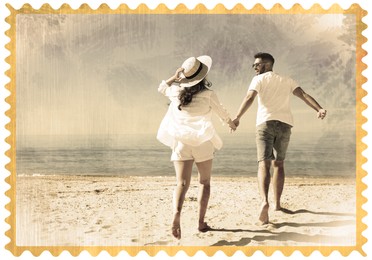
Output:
top-left (16, 13), bottom-right (356, 141)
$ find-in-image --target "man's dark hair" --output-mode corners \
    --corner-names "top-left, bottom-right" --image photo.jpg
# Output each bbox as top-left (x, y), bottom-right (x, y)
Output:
top-left (254, 52), bottom-right (275, 65)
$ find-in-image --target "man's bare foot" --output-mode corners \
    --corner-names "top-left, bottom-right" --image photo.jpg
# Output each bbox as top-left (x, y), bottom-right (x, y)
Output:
top-left (274, 205), bottom-right (282, 211)
top-left (172, 213), bottom-right (181, 240)
top-left (198, 222), bottom-right (211, 233)
top-left (258, 202), bottom-right (269, 225)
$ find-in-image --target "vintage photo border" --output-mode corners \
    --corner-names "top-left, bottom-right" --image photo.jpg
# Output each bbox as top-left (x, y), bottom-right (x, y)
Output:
top-left (3, 2), bottom-right (368, 257)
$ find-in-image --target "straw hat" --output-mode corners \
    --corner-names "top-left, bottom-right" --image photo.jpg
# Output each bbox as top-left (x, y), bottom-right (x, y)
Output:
top-left (179, 55), bottom-right (212, 88)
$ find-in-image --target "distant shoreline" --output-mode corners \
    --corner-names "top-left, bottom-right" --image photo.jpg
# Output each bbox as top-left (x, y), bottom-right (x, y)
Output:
top-left (15, 173), bottom-right (356, 181)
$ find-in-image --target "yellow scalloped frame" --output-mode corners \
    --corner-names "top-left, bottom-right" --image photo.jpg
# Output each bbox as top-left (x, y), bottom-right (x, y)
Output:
top-left (4, 3), bottom-right (368, 257)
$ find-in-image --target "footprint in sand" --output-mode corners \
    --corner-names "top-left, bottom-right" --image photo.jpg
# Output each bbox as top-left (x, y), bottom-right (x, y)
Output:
top-left (94, 188), bottom-right (108, 194)
top-left (49, 192), bottom-right (58, 198)
top-left (196, 231), bottom-right (214, 239)
top-left (144, 241), bottom-right (171, 246)
top-left (185, 196), bottom-right (197, 202)
top-left (101, 225), bottom-right (111, 229)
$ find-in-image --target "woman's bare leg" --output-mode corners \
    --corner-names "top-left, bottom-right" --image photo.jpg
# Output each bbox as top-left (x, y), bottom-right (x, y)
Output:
top-left (172, 160), bottom-right (193, 239)
top-left (195, 159), bottom-right (212, 231)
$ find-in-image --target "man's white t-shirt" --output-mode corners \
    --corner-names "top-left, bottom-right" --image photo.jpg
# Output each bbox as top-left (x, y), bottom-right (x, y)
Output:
top-left (248, 71), bottom-right (299, 126)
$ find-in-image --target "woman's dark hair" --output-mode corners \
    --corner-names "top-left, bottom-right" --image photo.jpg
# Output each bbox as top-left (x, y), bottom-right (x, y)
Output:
top-left (178, 78), bottom-right (212, 110)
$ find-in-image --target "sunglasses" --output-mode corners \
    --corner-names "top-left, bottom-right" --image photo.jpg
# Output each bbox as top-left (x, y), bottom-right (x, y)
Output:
top-left (251, 62), bottom-right (267, 68)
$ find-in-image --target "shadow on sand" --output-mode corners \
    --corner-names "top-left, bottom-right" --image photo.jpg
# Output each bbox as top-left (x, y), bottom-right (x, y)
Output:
top-left (208, 209), bottom-right (355, 246)
top-left (206, 227), bottom-right (273, 234)
top-left (211, 229), bottom-right (352, 246)
top-left (278, 208), bottom-right (355, 216)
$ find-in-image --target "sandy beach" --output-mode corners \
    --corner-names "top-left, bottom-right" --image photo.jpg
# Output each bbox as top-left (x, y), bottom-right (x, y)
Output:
top-left (16, 175), bottom-right (356, 247)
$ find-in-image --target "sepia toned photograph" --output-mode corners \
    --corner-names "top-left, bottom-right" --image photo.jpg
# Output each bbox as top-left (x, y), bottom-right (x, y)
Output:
top-left (1, 1), bottom-right (367, 258)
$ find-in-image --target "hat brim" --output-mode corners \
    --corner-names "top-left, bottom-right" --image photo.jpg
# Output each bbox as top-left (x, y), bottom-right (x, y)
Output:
top-left (179, 55), bottom-right (212, 88)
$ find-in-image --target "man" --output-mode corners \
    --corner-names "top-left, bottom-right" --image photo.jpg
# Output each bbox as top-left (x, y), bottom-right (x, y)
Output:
top-left (233, 52), bottom-right (327, 225)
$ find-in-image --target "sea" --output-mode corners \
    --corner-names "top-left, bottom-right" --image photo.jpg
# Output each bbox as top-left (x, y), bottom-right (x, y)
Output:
top-left (16, 132), bottom-right (356, 177)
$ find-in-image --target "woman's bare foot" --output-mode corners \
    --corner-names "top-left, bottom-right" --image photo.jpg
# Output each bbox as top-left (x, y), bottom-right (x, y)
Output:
top-left (172, 225), bottom-right (181, 240)
top-left (258, 202), bottom-right (269, 225)
top-left (172, 213), bottom-right (181, 239)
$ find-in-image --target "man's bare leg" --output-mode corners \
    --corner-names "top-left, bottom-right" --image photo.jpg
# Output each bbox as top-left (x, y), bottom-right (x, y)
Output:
top-left (272, 160), bottom-right (285, 210)
top-left (257, 160), bottom-right (271, 224)
top-left (172, 160), bottom-right (193, 239)
top-left (196, 159), bottom-right (212, 231)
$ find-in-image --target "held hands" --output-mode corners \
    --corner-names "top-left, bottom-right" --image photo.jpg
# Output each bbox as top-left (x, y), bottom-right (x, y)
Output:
top-left (233, 118), bottom-right (240, 128)
top-left (228, 118), bottom-right (239, 133)
top-left (317, 109), bottom-right (327, 120)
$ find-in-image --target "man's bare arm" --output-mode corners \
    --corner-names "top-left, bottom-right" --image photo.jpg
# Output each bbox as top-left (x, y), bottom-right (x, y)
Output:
top-left (233, 90), bottom-right (258, 127)
top-left (293, 87), bottom-right (327, 119)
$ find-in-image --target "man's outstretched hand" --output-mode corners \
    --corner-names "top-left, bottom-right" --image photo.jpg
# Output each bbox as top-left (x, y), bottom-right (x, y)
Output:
top-left (317, 109), bottom-right (327, 120)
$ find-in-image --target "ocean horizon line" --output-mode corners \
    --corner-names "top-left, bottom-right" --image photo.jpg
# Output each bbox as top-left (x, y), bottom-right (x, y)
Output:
top-left (16, 172), bottom-right (356, 179)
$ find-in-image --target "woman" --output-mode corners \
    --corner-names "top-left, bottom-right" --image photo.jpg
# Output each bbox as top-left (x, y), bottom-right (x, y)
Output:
top-left (157, 55), bottom-right (236, 240)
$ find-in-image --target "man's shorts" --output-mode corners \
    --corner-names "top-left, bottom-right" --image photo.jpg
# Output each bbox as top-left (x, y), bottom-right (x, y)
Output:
top-left (256, 120), bottom-right (292, 162)
top-left (171, 140), bottom-right (215, 163)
